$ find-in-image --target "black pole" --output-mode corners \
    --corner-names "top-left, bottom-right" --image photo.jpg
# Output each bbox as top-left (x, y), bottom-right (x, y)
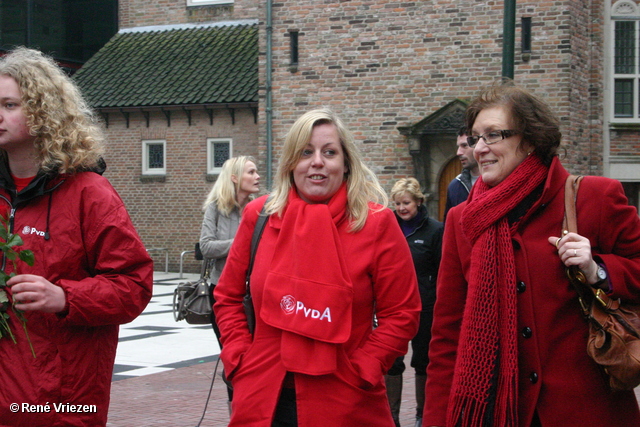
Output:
top-left (502, 0), bottom-right (516, 79)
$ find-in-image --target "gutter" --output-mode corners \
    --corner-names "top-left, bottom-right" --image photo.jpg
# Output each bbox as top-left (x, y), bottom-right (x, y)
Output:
top-left (265, 0), bottom-right (273, 190)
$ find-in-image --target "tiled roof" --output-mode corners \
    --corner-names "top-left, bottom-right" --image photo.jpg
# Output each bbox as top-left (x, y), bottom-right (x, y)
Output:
top-left (73, 20), bottom-right (258, 109)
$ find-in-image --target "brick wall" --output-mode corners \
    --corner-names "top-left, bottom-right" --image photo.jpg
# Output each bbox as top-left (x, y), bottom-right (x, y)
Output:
top-left (259, 0), bottom-right (606, 193)
top-left (119, 0), bottom-right (259, 28)
top-left (102, 108), bottom-right (258, 273)
top-left (107, 0), bottom-right (636, 272)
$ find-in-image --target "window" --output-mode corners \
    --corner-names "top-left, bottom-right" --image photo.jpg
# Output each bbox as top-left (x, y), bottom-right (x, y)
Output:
top-left (611, 1), bottom-right (640, 121)
top-left (0, 0), bottom-right (118, 64)
top-left (186, 0), bottom-right (232, 6)
top-left (142, 140), bottom-right (166, 175)
top-left (290, 31), bottom-right (299, 66)
top-left (207, 138), bottom-right (232, 174)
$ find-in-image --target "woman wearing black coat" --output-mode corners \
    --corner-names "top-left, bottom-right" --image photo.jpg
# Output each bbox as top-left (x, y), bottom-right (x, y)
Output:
top-left (385, 177), bottom-right (443, 427)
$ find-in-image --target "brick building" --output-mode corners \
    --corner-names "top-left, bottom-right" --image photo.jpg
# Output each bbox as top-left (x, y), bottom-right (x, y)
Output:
top-left (75, 0), bottom-right (640, 273)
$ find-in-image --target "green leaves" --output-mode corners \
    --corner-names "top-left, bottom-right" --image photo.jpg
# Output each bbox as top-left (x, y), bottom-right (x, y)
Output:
top-left (19, 250), bottom-right (34, 267)
top-left (0, 212), bottom-right (36, 357)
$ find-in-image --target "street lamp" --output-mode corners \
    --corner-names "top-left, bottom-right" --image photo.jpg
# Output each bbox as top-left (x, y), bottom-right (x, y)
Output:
top-left (502, 0), bottom-right (516, 79)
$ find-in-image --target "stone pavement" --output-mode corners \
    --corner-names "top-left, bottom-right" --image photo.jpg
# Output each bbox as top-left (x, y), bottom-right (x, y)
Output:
top-left (106, 272), bottom-right (640, 426)
top-left (108, 354), bottom-right (423, 427)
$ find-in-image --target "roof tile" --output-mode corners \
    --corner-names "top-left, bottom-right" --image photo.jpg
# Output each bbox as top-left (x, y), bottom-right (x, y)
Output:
top-left (73, 21), bottom-right (258, 108)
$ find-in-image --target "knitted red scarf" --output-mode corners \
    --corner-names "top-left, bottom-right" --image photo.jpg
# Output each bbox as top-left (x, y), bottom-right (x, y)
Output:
top-left (448, 154), bottom-right (548, 427)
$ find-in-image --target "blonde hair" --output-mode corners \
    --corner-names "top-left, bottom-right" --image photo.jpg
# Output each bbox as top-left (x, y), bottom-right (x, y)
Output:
top-left (390, 177), bottom-right (425, 205)
top-left (266, 108), bottom-right (387, 232)
top-left (0, 47), bottom-right (104, 173)
top-left (203, 156), bottom-right (257, 216)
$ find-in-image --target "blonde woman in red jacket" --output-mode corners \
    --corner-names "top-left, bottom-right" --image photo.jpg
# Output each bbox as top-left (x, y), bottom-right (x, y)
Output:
top-left (424, 82), bottom-right (640, 427)
top-left (214, 108), bottom-right (421, 426)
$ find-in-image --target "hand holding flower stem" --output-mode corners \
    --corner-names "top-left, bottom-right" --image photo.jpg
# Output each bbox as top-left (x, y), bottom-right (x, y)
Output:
top-left (0, 213), bottom-right (36, 357)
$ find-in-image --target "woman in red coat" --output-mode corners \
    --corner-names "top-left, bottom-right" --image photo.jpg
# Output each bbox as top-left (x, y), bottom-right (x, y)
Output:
top-left (214, 108), bottom-right (421, 426)
top-left (0, 47), bottom-right (153, 426)
top-left (424, 82), bottom-right (640, 427)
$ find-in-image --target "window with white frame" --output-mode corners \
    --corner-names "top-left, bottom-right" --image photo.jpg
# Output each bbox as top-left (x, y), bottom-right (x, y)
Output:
top-left (612, 1), bottom-right (640, 121)
top-left (207, 138), bottom-right (232, 174)
top-left (142, 140), bottom-right (166, 175)
top-left (186, 0), bottom-right (232, 6)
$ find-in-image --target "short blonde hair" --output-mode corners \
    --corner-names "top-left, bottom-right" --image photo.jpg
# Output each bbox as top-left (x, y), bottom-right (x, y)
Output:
top-left (203, 156), bottom-right (257, 216)
top-left (390, 177), bottom-right (425, 205)
top-left (266, 108), bottom-right (387, 232)
top-left (0, 47), bottom-right (104, 173)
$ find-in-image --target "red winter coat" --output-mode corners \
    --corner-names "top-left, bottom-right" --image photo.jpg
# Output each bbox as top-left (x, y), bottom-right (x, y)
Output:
top-left (0, 170), bottom-right (153, 426)
top-left (214, 195), bottom-right (421, 426)
top-left (424, 158), bottom-right (640, 427)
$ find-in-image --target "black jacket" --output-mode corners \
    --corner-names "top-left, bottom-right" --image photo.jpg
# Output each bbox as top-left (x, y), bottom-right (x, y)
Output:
top-left (443, 168), bottom-right (473, 222)
top-left (396, 205), bottom-right (443, 309)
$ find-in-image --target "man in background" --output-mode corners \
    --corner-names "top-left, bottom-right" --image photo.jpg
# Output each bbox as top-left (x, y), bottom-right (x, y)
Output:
top-left (443, 126), bottom-right (479, 222)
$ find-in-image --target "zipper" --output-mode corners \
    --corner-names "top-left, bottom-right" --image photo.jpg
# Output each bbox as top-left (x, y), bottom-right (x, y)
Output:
top-left (0, 195), bottom-right (13, 273)
top-left (8, 207), bottom-right (15, 234)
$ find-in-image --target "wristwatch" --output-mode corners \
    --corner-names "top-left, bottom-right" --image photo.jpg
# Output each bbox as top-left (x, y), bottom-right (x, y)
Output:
top-left (592, 263), bottom-right (608, 288)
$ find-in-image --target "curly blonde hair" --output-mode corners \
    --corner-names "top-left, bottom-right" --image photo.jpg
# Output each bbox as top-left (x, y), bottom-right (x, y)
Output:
top-left (266, 108), bottom-right (387, 232)
top-left (202, 156), bottom-right (257, 216)
top-left (390, 177), bottom-right (425, 205)
top-left (0, 47), bottom-right (104, 173)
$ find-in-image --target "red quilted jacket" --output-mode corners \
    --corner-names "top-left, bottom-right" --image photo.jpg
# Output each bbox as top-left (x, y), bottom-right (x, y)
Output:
top-left (0, 168), bottom-right (153, 426)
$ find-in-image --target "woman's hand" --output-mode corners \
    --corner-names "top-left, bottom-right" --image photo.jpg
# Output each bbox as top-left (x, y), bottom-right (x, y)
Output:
top-left (548, 232), bottom-right (599, 284)
top-left (7, 274), bottom-right (67, 313)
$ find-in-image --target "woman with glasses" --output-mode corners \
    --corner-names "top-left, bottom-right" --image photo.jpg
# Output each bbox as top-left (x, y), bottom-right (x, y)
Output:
top-left (423, 81), bottom-right (640, 427)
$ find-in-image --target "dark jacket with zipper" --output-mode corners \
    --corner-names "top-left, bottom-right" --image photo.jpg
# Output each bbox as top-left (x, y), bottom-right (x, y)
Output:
top-left (0, 159), bottom-right (153, 427)
top-left (396, 205), bottom-right (443, 310)
top-left (444, 168), bottom-right (474, 222)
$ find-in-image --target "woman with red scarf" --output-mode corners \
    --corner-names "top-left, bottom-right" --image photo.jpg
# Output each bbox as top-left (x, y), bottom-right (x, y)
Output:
top-left (214, 108), bottom-right (421, 426)
top-left (424, 82), bottom-right (640, 427)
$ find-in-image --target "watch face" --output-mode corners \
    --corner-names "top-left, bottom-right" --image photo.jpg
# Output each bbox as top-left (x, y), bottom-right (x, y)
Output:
top-left (597, 266), bottom-right (607, 281)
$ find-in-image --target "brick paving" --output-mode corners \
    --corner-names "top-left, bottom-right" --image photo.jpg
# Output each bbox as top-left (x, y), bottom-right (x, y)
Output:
top-left (107, 269), bottom-right (640, 426)
top-left (107, 353), bottom-right (423, 426)
top-left (108, 356), bottom-right (640, 427)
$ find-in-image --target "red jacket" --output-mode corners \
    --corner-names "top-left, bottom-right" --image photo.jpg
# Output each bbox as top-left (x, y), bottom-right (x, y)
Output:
top-left (0, 170), bottom-right (153, 426)
top-left (424, 158), bottom-right (640, 427)
top-left (214, 195), bottom-right (421, 426)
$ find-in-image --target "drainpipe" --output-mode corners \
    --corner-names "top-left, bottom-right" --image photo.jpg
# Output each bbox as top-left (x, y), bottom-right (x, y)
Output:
top-left (502, 0), bottom-right (516, 79)
top-left (265, 0), bottom-right (273, 190)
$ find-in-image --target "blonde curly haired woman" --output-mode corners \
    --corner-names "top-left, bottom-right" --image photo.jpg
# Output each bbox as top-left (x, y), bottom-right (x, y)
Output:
top-left (0, 47), bottom-right (152, 426)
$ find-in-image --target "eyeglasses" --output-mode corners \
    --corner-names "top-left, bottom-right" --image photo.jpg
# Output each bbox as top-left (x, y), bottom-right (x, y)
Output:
top-left (467, 130), bottom-right (519, 147)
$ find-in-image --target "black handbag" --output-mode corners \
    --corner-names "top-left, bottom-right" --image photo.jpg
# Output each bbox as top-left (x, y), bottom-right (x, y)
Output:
top-left (243, 197), bottom-right (271, 335)
top-left (173, 258), bottom-right (214, 325)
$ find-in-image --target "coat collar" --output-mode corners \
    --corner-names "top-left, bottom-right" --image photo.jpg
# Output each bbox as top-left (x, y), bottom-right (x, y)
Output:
top-left (514, 156), bottom-right (568, 229)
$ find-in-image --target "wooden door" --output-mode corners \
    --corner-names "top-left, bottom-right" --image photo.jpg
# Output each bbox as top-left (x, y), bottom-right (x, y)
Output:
top-left (438, 157), bottom-right (462, 221)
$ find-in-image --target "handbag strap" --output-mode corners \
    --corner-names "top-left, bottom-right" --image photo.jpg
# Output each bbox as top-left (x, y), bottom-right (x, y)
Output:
top-left (563, 175), bottom-right (617, 315)
top-left (563, 174), bottom-right (582, 235)
top-left (245, 196), bottom-right (272, 296)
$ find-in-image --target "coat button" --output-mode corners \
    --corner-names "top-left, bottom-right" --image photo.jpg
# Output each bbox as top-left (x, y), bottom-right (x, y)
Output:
top-left (516, 281), bottom-right (526, 293)
top-left (530, 372), bottom-right (538, 383)
top-left (522, 327), bottom-right (532, 338)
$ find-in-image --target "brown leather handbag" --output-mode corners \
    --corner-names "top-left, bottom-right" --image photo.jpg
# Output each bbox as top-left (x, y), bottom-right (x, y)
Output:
top-left (563, 175), bottom-right (640, 391)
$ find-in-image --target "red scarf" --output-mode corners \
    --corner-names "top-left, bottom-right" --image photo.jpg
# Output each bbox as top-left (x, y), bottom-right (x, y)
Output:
top-left (261, 183), bottom-right (354, 375)
top-left (448, 154), bottom-right (548, 427)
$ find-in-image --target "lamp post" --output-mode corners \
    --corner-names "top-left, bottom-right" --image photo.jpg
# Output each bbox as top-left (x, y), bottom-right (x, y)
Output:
top-left (502, 0), bottom-right (516, 79)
